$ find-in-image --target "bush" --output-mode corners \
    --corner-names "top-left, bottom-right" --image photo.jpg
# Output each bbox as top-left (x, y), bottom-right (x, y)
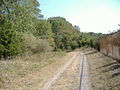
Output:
top-left (22, 33), bottom-right (37, 54)
top-left (35, 39), bottom-right (52, 53)
top-left (0, 28), bottom-right (24, 59)
top-left (23, 33), bottom-right (52, 54)
top-left (70, 41), bottom-right (79, 50)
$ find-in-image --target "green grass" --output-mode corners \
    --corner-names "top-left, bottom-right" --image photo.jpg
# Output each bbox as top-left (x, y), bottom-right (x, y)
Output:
top-left (86, 49), bottom-right (120, 90)
top-left (0, 52), bottom-right (65, 88)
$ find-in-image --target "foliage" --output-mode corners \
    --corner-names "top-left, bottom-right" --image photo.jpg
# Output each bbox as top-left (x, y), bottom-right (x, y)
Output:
top-left (0, 0), bottom-right (102, 59)
top-left (0, 22), bottom-right (24, 59)
top-left (0, 0), bottom-right (43, 58)
top-left (79, 32), bottom-right (102, 50)
top-left (23, 33), bottom-right (52, 55)
top-left (0, 0), bottom-right (42, 33)
top-left (22, 33), bottom-right (37, 54)
top-left (48, 17), bottom-right (80, 51)
top-left (35, 19), bottom-right (55, 47)
top-left (35, 39), bottom-right (52, 53)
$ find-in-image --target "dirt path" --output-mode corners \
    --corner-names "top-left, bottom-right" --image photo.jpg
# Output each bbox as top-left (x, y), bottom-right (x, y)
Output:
top-left (51, 52), bottom-right (81, 90)
top-left (49, 52), bottom-right (91, 90)
top-left (2, 51), bottom-right (81, 90)
top-left (41, 53), bottom-right (78, 90)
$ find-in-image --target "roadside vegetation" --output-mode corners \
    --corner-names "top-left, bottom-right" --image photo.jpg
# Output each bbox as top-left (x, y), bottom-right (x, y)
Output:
top-left (0, 0), bottom-right (102, 59)
top-left (0, 51), bottom-right (65, 88)
top-left (0, 0), bottom-right (103, 88)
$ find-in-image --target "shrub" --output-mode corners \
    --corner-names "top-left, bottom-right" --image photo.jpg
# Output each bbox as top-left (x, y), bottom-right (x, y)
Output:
top-left (22, 33), bottom-right (52, 54)
top-left (22, 33), bottom-right (37, 54)
top-left (70, 41), bottom-right (79, 50)
top-left (35, 39), bottom-right (52, 53)
top-left (0, 28), bottom-right (24, 59)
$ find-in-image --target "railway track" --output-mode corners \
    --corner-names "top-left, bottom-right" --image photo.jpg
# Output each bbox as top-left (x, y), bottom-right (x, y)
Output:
top-left (78, 52), bottom-right (91, 90)
top-left (41, 51), bottom-right (91, 90)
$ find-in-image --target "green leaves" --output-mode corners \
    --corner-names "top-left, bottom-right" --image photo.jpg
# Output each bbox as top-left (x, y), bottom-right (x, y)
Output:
top-left (0, 26), bottom-right (24, 58)
top-left (35, 19), bottom-right (55, 47)
top-left (48, 17), bottom-right (80, 51)
top-left (0, 0), bottom-right (102, 59)
top-left (0, 0), bottom-right (43, 59)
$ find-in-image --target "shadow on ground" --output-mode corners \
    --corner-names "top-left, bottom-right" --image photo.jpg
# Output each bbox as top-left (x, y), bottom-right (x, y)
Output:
top-left (86, 49), bottom-right (120, 90)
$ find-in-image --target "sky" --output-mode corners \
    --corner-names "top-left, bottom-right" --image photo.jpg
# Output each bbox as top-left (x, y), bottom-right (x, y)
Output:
top-left (38, 0), bottom-right (120, 33)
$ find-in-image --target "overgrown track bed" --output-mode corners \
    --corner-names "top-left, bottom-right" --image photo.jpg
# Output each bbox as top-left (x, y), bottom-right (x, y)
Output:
top-left (86, 49), bottom-right (120, 90)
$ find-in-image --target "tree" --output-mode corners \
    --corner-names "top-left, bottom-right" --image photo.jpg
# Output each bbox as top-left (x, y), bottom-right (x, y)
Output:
top-left (0, 0), bottom-right (42, 33)
top-left (48, 17), bottom-right (81, 50)
top-left (0, 0), bottom-right (43, 58)
top-left (35, 20), bottom-right (55, 47)
top-left (0, 22), bottom-right (24, 59)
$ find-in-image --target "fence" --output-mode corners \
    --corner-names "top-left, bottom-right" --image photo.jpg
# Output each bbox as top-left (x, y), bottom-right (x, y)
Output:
top-left (99, 31), bottom-right (120, 61)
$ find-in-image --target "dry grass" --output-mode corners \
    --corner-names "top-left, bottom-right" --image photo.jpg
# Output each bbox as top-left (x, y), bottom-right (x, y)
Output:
top-left (86, 48), bottom-right (120, 90)
top-left (51, 52), bottom-right (81, 90)
top-left (0, 52), bottom-right (65, 88)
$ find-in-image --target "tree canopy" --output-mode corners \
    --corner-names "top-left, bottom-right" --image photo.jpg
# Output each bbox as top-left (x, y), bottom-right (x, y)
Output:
top-left (0, 0), bottom-right (102, 59)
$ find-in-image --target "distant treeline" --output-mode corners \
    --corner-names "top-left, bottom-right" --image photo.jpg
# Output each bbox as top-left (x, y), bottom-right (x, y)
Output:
top-left (0, 0), bottom-right (101, 59)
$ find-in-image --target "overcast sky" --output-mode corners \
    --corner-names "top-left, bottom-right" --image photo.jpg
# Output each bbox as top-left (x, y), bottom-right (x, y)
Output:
top-left (38, 0), bottom-right (120, 33)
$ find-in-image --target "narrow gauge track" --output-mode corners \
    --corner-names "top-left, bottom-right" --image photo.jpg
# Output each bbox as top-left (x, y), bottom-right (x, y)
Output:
top-left (78, 53), bottom-right (84, 90)
top-left (78, 52), bottom-right (91, 90)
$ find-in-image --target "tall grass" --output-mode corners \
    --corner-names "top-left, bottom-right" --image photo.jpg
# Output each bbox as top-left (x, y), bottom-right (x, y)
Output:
top-left (0, 51), bottom-right (65, 88)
